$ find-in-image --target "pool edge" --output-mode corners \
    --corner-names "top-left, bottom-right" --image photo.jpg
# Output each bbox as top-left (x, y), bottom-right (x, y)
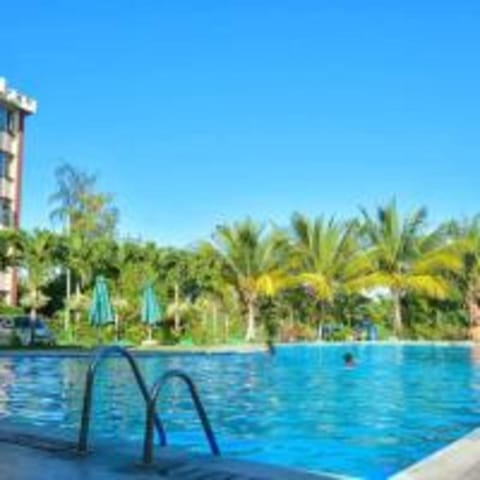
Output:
top-left (391, 426), bottom-right (480, 479)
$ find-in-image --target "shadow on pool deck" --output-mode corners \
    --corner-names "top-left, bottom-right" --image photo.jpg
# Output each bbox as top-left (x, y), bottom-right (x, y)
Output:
top-left (0, 423), bottom-right (348, 480)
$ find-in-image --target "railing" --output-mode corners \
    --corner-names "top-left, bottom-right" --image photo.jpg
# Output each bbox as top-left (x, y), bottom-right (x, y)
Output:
top-left (142, 369), bottom-right (220, 464)
top-left (77, 346), bottom-right (167, 453)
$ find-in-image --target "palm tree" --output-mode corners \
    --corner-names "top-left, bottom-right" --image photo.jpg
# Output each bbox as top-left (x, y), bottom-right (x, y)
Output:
top-left (449, 216), bottom-right (480, 333)
top-left (157, 248), bottom-right (191, 334)
top-left (167, 297), bottom-right (193, 335)
top-left (210, 219), bottom-right (288, 341)
top-left (66, 234), bottom-right (94, 297)
top-left (360, 200), bottom-right (460, 335)
top-left (0, 229), bottom-right (23, 307)
top-left (289, 213), bottom-right (370, 336)
top-left (49, 163), bottom-right (118, 337)
top-left (64, 235), bottom-right (118, 338)
top-left (49, 163), bottom-right (96, 226)
top-left (18, 230), bottom-right (56, 342)
top-left (112, 295), bottom-right (129, 342)
top-left (49, 163), bottom-right (96, 333)
top-left (0, 229), bottom-right (20, 271)
top-left (190, 245), bottom-right (230, 342)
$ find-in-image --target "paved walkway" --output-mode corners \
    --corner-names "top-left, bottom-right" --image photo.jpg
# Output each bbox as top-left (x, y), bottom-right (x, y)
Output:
top-left (0, 425), bottom-right (343, 480)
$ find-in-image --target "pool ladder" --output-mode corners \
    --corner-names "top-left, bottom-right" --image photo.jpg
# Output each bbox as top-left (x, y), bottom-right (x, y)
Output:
top-left (77, 346), bottom-right (220, 464)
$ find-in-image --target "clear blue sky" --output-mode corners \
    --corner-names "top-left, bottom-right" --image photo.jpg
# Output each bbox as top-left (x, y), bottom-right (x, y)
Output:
top-left (2, 1), bottom-right (479, 245)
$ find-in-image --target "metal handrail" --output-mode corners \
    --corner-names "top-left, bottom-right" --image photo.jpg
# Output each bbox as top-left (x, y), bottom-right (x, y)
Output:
top-left (142, 369), bottom-right (220, 464)
top-left (77, 345), bottom-right (167, 453)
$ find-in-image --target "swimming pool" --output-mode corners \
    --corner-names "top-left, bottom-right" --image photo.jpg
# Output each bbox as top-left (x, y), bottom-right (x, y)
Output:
top-left (0, 344), bottom-right (479, 479)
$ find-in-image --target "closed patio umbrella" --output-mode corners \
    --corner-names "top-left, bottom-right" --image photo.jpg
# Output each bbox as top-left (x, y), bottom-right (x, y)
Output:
top-left (89, 276), bottom-right (114, 343)
top-left (141, 283), bottom-right (163, 342)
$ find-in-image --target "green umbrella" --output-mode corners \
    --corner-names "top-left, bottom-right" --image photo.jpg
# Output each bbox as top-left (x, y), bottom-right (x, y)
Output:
top-left (89, 276), bottom-right (114, 343)
top-left (141, 283), bottom-right (163, 342)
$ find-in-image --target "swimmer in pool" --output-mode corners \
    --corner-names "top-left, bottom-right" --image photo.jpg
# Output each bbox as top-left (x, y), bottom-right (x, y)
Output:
top-left (344, 352), bottom-right (356, 367)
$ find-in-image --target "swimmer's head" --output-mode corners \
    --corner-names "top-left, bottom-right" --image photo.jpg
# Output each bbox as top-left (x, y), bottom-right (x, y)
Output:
top-left (344, 352), bottom-right (355, 365)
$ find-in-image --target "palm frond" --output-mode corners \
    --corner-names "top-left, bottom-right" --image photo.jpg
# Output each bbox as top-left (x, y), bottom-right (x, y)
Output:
top-left (404, 274), bottom-right (451, 299)
top-left (413, 248), bottom-right (462, 275)
top-left (295, 272), bottom-right (333, 301)
top-left (344, 271), bottom-right (394, 293)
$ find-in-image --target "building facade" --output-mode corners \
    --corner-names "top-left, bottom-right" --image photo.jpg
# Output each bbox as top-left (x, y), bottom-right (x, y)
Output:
top-left (0, 77), bottom-right (37, 305)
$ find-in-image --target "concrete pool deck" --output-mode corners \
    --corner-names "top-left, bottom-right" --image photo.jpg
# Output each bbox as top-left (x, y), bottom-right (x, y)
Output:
top-left (2, 422), bottom-right (480, 480)
top-left (0, 423), bottom-right (345, 480)
top-left (391, 426), bottom-right (480, 480)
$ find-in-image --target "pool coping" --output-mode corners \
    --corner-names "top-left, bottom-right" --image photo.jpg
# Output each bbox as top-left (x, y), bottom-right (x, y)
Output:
top-left (0, 420), bottom-right (352, 480)
top-left (2, 420), bottom-right (479, 480)
top-left (0, 344), bottom-right (268, 357)
top-left (391, 426), bottom-right (480, 479)
top-left (0, 340), bottom-right (476, 357)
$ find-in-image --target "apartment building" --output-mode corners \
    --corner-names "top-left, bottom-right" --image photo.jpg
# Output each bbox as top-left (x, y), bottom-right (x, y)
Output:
top-left (0, 77), bottom-right (37, 304)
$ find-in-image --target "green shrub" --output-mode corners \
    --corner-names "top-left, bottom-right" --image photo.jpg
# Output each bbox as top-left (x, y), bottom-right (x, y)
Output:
top-left (407, 322), bottom-right (467, 341)
top-left (0, 304), bottom-right (24, 316)
top-left (328, 325), bottom-right (354, 341)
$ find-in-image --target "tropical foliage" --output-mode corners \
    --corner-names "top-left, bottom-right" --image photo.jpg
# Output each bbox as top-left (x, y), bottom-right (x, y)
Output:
top-left (450, 217), bottom-right (480, 331)
top-left (359, 201), bottom-right (461, 334)
top-left (0, 165), bottom-right (476, 345)
top-left (209, 219), bottom-right (288, 340)
top-left (289, 213), bottom-right (370, 336)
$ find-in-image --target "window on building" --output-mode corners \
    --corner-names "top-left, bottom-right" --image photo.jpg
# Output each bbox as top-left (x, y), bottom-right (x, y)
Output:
top-left (0, 198), bottom-right (13, 226)
top-left (0, 106), bottom-right (7, 132)
top-left (0, 106), bottom-right (17, 134)
top-left (0, 152), bottom-right (12, 179)
top-left (7, 111), bottom-right (17, 134)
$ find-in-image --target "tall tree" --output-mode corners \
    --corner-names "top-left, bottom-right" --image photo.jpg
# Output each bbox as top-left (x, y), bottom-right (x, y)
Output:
top-left (289, 213), bottom-right (370, 335)
top-left (360, 200), bottom-right (460, 335)
top-left (450, 216), bottom-right (480, 334)
top-left (191, 245), bottom-right (232, 341)
top-left (70, 192), bottom-right (118, 239)
top-left (158, 248), bottom-right (195, 334)
top-left (49, 163), bottom-right (118, 334)
top-left (0, 229), bottom-right (20, 272)
top-left (49, 163), bottom-right (95, 333)
top-left (18, 230), bottom-right (57, 341)
top-left (0, 229), bottom-right (22, 307)
top-left (209, 219), bottom-right (288, 341)
top-left (49, 163), bottom-right (97, 232)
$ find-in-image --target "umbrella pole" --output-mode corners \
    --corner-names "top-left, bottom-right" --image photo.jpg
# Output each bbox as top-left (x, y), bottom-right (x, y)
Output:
top-left (148, 325), bottom-right (152, 342)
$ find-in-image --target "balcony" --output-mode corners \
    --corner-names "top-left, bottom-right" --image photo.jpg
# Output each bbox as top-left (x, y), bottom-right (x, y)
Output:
top-left (0, 132), bottom-right (14, 154)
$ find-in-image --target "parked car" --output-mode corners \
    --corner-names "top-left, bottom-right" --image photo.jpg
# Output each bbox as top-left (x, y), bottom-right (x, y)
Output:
top-left (0, 315), bottom-right (55, 346)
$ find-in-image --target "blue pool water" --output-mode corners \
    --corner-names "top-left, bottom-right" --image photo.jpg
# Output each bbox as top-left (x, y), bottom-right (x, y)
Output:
top-left (0, 344), bottom-right (479, 479)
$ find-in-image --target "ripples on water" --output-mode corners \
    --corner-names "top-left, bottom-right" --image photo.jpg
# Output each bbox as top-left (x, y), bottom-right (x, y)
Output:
top-left (0, 345), bottom-right (479, 479)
